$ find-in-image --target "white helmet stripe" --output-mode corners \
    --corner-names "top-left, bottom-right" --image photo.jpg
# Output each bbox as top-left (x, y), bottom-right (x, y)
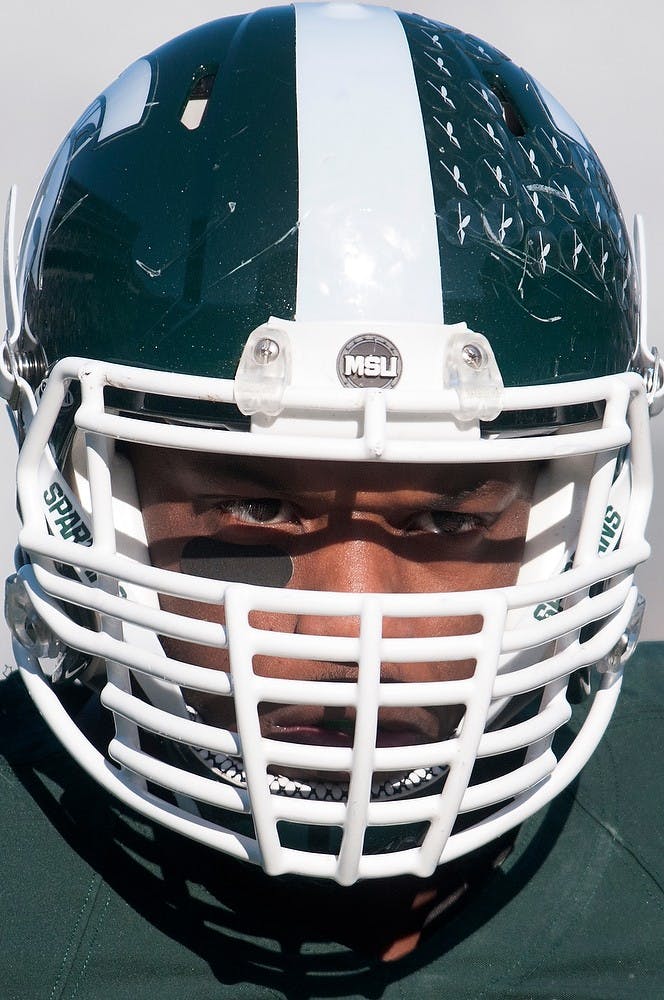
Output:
top-left (294, 3), bottom-right (443, 323)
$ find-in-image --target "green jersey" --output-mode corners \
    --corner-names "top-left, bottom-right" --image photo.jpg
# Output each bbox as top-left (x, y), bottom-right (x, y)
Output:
top-left (1, 644), bottom-right (663, 999)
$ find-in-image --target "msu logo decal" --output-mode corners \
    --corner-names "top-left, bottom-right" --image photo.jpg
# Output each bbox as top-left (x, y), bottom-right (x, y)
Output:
top-left (336, 335), bottom-right (402, 388)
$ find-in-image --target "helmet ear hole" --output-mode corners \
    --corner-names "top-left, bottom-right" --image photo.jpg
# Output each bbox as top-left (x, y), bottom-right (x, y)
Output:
top-left (180, 65), bottom-right (218, 131)
top-left (485, 78), bottom-right (526, 137)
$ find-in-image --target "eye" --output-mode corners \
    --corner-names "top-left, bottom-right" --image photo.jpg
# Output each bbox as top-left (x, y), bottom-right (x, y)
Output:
top-left (410, 510), bottom-right (486, 535)
top-left (225, 498), bottom-right (294, 525)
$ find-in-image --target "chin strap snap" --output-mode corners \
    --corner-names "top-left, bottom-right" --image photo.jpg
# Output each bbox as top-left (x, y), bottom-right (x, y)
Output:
top-left (5, 570), bottom-right (63, 663)
top-left (596, 592), bottom-right (645, 674)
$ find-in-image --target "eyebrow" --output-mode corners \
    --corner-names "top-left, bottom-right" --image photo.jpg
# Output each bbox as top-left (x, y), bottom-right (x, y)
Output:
top-left (435, 480), bottom-right (517, 505)
top-left (191, 461), bottom-right (517, 506)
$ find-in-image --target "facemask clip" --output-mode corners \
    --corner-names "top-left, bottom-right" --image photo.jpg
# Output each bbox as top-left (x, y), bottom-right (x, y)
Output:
top-left (596, 593), bottom-right (645, 674)
top-left (234, 325), bottom-right (292, 417)
top-left (443, 329), bottom-right (504, 422)
top-left (5, 571), bottom-right (63, 663)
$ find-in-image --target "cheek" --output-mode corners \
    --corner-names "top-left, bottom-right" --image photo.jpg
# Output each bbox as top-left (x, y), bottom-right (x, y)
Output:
top-left (452, 498), bottom-right (532, 590)
top-left (157, 594), bottom-right (230, 673)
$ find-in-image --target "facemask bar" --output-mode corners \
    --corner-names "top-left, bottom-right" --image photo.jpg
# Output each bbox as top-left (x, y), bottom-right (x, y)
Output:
top-left (12, 553), bottom-right (642, 881)
top-left (23, 355), bottom-right (642, 462)
top-left (13, 561), bottom-right (640, 879)
top-left (6, 358), bottom-right (653, 882)
top-left (632, 215), bottom-right (664, 415)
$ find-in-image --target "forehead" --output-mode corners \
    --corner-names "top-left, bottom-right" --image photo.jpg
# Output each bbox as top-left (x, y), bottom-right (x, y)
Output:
top-left (129, 446), bottom-right (536, 503)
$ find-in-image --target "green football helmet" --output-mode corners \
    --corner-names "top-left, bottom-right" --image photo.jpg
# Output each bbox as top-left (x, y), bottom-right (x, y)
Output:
top-left (2, 3), bottom-right (662, 883)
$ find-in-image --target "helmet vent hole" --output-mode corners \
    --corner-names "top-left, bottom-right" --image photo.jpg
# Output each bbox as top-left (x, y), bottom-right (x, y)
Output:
top-left (486, 79), bottom-right (526, 137)
top-left (180, 67), bottom-right (218, 131)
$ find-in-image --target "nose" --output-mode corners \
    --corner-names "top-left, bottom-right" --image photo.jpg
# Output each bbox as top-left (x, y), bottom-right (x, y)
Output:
top-left (250, 531), bottom-right (477, 685)
top-left (292, 535), bottom-right (433, 643)
top-left (303, 535), bottom-right (406, 595)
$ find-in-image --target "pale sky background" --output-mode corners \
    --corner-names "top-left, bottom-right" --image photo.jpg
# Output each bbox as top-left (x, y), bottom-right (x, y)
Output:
top-left (0, 1), bottom-right (663, 656)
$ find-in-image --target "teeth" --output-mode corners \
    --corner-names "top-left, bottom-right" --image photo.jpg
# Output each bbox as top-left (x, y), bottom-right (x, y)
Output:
top-left (186, 706), bottom-right (446, 803)
top-left (191, 743), bottom-right (445, 802)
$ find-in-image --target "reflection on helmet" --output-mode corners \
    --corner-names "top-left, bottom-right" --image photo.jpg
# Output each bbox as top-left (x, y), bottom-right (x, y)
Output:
top-left (2, 3), bottom-right (661, 884)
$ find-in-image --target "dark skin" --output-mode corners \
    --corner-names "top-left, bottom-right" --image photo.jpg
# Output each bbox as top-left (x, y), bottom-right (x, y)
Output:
top-left (129, 446), bottom-right (538, 960)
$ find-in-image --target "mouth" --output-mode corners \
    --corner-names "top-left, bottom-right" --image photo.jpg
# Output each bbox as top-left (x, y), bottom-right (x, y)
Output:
top-left (261, 703), bottom-right (446, 747)
top-left (189, 704), bottom-right (449, 803)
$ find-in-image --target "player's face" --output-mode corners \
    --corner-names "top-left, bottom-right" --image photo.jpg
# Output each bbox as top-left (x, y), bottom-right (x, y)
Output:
top-left (130, 448), bottom-right (537, 752)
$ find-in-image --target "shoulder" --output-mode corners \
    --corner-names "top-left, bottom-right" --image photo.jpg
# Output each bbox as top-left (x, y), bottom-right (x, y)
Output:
top-left (393, 642), bottom-right (664, 998)
top-left (617, 639), bottom-right (664, 705)
top-left (0, 674), bottom-right (232, 999)
top-left (0, 667), bottom-right (63, 764)
top-left (572, 641), bottom-right (664, 881)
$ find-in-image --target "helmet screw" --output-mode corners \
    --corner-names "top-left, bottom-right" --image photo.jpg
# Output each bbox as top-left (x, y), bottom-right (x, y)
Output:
top-left (253, 337), bottom-right (280, 365)
top-left (461, 343), bottom-right (485, 370)
top-left (14, 347), bottom-right (48, 388)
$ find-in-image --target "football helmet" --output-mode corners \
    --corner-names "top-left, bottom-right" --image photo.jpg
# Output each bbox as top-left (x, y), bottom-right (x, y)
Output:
top-left (3, 3), bottom-right (662, 884)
